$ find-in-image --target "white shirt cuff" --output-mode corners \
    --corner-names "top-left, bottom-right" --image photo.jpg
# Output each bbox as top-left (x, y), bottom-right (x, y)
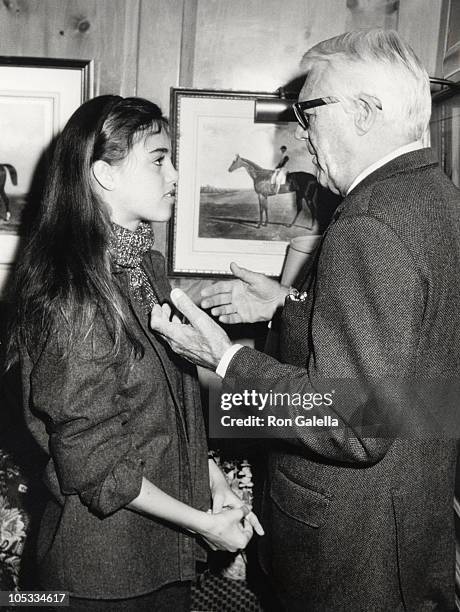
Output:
top-left (216, 344), bottom-right (244, 378)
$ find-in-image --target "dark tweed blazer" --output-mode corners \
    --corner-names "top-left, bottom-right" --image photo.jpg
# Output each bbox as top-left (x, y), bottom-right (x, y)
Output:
top-left (20, 251), bottom-right (210, 599)
top-left (224, 149), bottom-right (459, 611)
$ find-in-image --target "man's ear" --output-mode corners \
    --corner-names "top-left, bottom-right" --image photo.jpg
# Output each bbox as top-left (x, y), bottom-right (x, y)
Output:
top-left (92, 160), bottom-right (115, 191)
top-left (354, 93), bottom-right (382, 135)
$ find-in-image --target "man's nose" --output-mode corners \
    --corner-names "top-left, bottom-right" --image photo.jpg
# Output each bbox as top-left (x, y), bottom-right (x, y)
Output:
top-left (295, 125), bottom-right (309, 141)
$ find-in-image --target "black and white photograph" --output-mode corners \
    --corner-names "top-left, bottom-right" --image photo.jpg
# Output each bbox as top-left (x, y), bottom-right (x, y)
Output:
top-left (0, 1), bottom-right (460, 612)
top-left (170, 89), bottom-right (321, 276)
top-left (0, 58), bottom-right (92, 294)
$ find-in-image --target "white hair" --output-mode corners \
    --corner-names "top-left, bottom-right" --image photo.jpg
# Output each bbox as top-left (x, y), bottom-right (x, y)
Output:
top-left (301, 29), bottom-right (431, 141)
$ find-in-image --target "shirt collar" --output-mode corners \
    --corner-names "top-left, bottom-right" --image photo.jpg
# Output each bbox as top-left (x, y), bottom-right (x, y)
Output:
top-left (346, 141), bottom-right (425, 196)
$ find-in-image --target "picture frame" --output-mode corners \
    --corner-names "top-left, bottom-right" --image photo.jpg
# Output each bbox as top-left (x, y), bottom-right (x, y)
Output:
top-left (0, 57), bottom-right (93, 296)
top-left (168, 88), bottom-right (321, 277)
top-left (442, 0), bottom-right (460, 80)
top-left (431, 83), bottom-right (460, 189)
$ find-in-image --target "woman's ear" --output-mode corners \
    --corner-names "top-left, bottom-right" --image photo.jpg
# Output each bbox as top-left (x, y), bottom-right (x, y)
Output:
top-left (354, 93), bottom-right (382, 135)
top-left (92, 160), bottom-right (115, 191)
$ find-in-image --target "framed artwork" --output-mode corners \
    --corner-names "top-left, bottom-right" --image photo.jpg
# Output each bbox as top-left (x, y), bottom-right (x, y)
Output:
top-left (431, 84), bottom-right (460, 189)
top-left (169, 88), bottom-right (320, 277)
top-left (442, 0), bottom-right (460, 80)
top-left (0, 57), bottom-right (93, 295)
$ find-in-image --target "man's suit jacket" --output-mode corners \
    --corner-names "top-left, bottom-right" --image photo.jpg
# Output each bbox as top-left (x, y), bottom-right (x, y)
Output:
top-left (224, 149), bottom-right (459, 611)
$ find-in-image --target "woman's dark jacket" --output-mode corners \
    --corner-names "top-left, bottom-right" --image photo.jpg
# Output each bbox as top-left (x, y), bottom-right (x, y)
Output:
top-left (19, 251), bottom-right (210, 599)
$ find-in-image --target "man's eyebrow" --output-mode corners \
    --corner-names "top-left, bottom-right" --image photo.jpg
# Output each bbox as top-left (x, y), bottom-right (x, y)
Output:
top-left (148, 147), bottom-right (169, 154)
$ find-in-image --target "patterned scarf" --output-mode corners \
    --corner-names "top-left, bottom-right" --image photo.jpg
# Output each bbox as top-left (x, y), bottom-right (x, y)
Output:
top-left (110, 221), bottom-right (158, 312)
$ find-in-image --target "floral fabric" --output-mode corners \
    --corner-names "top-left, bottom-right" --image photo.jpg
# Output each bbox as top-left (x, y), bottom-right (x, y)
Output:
top-left (0, 450), bottom-right (29, 591)
top-left (209, 451), bottom-right (254, 581)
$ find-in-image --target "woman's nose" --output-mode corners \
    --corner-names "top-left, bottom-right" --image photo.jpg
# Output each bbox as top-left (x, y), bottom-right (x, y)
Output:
top-left (167, 159), bottom-right (179, 183)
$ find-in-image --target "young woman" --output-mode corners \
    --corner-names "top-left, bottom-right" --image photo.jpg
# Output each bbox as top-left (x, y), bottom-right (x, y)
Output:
top-left (8, 95), bottom-right (262, 611)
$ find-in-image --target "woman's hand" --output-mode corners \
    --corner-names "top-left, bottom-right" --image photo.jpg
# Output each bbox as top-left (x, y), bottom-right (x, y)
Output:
top-left (199, 506), bottom-right (254, 552)
top-left (209, 459), bottom-right (242, 513)
top-left (208, 458), bottom-right (264, 536)
top-left (129, 477), bottom-right (262, 553)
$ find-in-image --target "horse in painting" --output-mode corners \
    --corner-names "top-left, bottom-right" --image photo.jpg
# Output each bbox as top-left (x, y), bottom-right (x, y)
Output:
top-left (228, 154), bottom-right (317, 228)
top-left (0, 164), bottom-right (18, 222)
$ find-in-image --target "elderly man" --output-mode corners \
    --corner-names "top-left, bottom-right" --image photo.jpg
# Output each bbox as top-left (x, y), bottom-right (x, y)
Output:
top-left (151, 29), bottom-right (459, 611)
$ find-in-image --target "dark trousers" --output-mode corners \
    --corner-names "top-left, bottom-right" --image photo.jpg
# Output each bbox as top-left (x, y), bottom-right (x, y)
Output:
top-left (67, 581), bottom-right (191, 612)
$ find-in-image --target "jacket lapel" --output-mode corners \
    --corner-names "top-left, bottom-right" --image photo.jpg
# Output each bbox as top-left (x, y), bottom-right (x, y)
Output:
top-left (295, 149), bottom-right (438, 292)
top-left (115, 258), bottom-right (189, 439)
top-left (295, 203), bottom-right (345, 292)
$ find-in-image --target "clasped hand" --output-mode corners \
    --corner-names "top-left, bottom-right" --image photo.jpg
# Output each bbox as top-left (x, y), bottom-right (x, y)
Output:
top-left (202, 460), bottom-right (264, 552)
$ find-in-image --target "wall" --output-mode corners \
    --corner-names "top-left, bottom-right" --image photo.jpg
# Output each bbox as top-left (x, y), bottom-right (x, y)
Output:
top-left (140, 0), bottom-right (443, 254)
top-left (0, 0), bottom-right (444, 260)
top-left (0, 0), bottom-right (140, 95)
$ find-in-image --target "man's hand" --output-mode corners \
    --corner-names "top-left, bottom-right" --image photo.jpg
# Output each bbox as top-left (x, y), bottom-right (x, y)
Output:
top-left (200, 262), bottom-right (289, 324)
top-left (150, 288), bottom-right (232, 370)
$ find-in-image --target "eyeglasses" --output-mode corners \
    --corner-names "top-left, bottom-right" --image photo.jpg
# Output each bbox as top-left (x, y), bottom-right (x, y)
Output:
top-left (292, 97), bottom-right (340, 131)
top-left (293, 95), bottom-right (383, 131)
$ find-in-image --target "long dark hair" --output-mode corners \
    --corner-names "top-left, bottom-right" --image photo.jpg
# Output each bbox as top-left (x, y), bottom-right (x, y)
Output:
top-left (7, 95), bottom-right (167, 367)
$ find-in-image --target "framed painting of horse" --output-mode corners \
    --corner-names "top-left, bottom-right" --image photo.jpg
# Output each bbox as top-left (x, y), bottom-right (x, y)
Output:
top-left (169, 88), bottom-right (322, 277)
top-left (0, 57), bottom-right (92, 296)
